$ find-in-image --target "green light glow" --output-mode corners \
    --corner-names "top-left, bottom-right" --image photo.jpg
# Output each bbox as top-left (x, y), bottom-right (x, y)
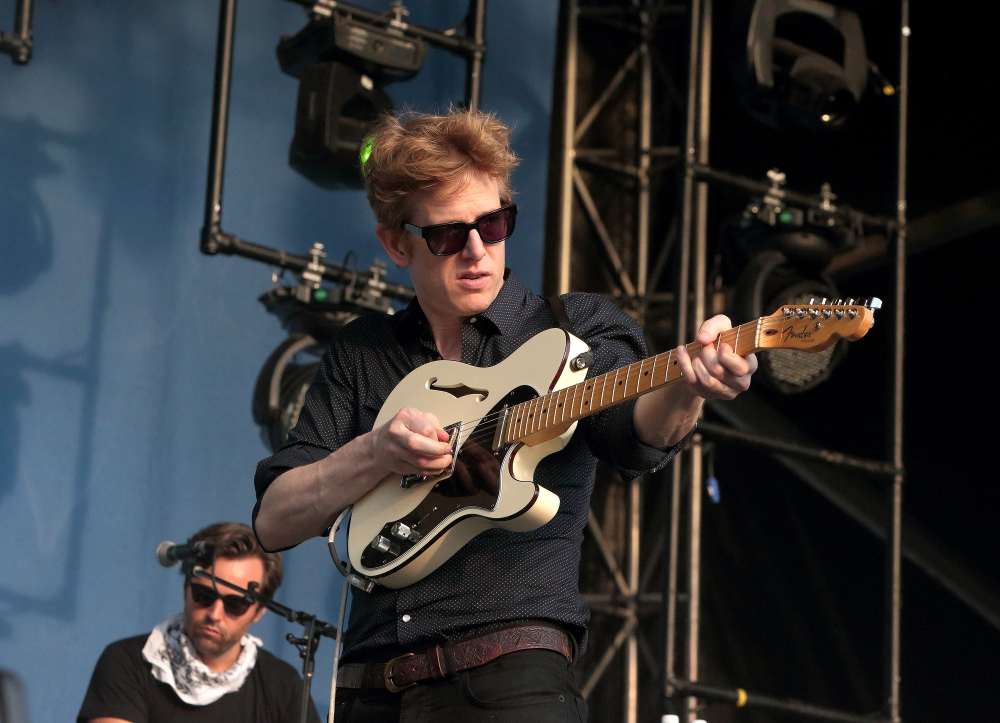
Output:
top-left (359, 137), bottom-right (375, 171)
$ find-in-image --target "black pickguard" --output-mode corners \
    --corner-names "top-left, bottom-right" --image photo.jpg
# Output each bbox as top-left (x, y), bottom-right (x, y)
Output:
top-left (359, 385), bottom-right (539, 570)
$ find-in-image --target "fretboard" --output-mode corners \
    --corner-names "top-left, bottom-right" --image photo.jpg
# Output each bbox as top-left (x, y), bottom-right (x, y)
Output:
top-left (502, 317), bottom-right (762, 445)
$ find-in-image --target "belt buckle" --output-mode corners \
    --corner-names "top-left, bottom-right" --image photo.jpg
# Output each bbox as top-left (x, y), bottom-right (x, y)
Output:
top-left (384, 652), bottom-right (417, 693)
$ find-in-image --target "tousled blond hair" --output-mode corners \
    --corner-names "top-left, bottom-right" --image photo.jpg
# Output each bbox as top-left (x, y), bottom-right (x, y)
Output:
top-left (363, 109), bottom-right (520, 229)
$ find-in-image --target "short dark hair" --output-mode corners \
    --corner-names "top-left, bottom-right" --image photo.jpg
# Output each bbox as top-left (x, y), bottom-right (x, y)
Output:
top-left (186, 521), bottom-right (284, 599)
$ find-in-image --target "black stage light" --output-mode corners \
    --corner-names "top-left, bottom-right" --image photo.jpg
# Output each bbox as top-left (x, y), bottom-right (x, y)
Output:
top-left (287, 61), bottom-right (394, 189)
top-left (731, 250), bottom-right (846, 393)
top-left (729, 0), bottom-right (869, 132)
top-left (252, 246), bottom-right (399, 451)
top-left (252, 332), bottom-right (327, 453)
top-left (726, 172), bottom-right (856, 393)
top-left (278, 8), bottom-right (428, 189)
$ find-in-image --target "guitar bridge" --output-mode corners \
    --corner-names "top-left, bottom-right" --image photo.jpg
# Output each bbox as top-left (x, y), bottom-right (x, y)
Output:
top-left (400, 422), bottom-right (463, 489)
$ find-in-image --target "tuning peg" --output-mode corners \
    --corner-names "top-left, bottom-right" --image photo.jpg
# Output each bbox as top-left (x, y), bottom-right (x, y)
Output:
top-left (867, 297), bottom-right (883, 311)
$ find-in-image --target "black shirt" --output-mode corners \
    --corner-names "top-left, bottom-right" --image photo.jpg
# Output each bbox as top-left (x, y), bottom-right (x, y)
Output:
top-left (254, 273), bottom-right (687, 662)
top-left (77, 634), bottom-right (320, 723)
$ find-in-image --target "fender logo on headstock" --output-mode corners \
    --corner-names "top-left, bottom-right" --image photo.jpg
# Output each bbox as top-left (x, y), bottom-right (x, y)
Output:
top-left (781, 325), bottom-right (813, 342)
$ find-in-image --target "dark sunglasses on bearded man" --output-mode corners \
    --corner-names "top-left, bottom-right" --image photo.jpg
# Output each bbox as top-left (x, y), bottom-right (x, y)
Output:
top-left (187, 581), bottom-right (256, 617)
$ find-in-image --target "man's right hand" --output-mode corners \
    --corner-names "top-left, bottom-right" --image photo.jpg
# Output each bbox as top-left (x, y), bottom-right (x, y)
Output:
top-left (372, 407), bottom-right (454, 479)
top-left (256, 409), bottom-right (453, 551)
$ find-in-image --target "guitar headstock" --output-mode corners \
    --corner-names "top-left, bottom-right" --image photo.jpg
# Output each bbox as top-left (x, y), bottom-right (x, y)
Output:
top-left (757, 298), bottom-right (882, 352)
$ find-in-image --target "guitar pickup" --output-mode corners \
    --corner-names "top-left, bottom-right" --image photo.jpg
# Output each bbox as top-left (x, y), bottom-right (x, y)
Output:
top-left (399, 422), bottom-right (463, 489)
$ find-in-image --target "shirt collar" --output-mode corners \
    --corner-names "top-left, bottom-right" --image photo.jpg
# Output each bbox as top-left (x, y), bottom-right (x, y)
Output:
top-left (479, 269), bottom-right (529, 336)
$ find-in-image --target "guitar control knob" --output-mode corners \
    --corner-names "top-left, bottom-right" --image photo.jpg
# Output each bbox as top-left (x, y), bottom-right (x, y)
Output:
top-left (371, 535), bottom-right (401, 557)
top-left (392, 522), bottom-right (422, 542)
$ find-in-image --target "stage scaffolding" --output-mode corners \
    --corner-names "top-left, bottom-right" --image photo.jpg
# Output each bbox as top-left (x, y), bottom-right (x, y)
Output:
top-left (542, 1), bottom-right (909, 721)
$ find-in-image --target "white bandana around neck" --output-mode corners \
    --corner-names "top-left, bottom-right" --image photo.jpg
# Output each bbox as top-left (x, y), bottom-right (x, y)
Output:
top-left (142, 613), bottom-right (262, 706)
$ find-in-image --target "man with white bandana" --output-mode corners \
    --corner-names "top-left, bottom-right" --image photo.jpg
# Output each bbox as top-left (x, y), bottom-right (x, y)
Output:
top-left (78, 522), bottom-right (320, 723)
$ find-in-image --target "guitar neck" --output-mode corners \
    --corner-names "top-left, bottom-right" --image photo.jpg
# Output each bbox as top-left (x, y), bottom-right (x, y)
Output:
top-left (501, 320), bottom-right (757, 445)
top-left (501, 299), bottom-right (878, 445)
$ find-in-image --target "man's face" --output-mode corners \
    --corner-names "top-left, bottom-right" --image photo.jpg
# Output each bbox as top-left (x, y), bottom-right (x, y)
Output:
top-left (378, 172), bottom-right (507, 327)
top-left (182, 556), bottom-right (266, 672)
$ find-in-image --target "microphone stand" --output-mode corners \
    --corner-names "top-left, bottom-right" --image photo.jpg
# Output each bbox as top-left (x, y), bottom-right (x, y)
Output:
top-left (186, 564), bottom-right (336, 723)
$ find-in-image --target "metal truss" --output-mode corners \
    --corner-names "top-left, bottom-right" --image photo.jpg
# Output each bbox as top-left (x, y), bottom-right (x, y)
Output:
top-left (545, 4), bottom-right (693, 722)
top-left (544, 1), bottom-right (910, 721)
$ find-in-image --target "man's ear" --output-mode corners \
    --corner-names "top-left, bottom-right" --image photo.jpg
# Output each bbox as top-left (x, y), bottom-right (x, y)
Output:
top-left (252, 606), bottom-right (267, 624)
top-left (376, 223), bottom-right (412, 268)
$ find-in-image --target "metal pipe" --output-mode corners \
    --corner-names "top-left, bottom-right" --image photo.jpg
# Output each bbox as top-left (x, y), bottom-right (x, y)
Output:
top-left (463, 0), bottom-right (486, 111)
top-left (885, 3), bottom-right (909, 721)
top-left (696, 421), bottom-right (900, 476)
top-left (626, 478), bottom-right (642, 723)
top-left (685, 442), bottom-right (702, 723)
top-left (206, 232), bottom-right (415, 302)
top-left (691, 163), bottom-right (893, 229)
top-left (0, 0), bottom-right (33, 64)
top-left (201, 0), bottom-right (238, 254)
top-left (637, 9), bottom-right (653, 298)
top-left (292, 0), bottom-right (483, 58)
top-left (664, 462), bottom-right (682, 703)
top-left (670, 679), bottom-right (890, 723)
top-left (555, 0), bottom-right (579, 295)
top-left (684, 0), bottom-right (713, 718)
top-left (668, 0), bottom-right (704, 715)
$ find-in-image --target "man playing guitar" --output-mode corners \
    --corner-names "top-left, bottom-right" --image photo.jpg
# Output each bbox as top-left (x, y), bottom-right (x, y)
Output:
top-left (252, 109), bottom-right (756, 722)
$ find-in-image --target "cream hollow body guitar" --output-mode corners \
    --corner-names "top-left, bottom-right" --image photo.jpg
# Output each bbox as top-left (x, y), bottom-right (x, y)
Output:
top-left (340, 299), bottom-right (881, 589)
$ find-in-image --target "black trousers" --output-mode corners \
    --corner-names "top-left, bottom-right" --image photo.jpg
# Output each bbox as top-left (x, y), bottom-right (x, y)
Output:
top-left (334, 649), bottom-right (589, 723)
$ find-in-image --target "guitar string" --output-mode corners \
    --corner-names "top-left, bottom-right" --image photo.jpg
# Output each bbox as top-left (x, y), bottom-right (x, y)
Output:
top-left (436, 309), bottom-right (861, 452)
top-left (448, 309), bottom-right (861, 449)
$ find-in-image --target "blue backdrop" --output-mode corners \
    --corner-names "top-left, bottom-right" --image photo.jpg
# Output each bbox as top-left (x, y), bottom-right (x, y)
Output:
top-left (0, 1), bottom-right (557, 720)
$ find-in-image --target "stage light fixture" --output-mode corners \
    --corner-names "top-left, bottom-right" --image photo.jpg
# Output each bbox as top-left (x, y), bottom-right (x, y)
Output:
top-left (252, 245), bottom-right (401, 451)
top-left (729, 0), bottom-right (869, 132)
top-left (726, 173), bottom-right (856, 394)
top-left (278, 5), bottom-right (428, 189)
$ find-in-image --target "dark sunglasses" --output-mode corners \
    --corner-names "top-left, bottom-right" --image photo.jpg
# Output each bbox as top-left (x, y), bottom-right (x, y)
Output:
top-left (402, 204), bottom-right (517, 256)
top-left (188, 582), bottom-right (255, 617)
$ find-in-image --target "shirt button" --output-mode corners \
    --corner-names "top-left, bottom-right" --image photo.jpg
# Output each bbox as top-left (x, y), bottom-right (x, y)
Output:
top-left (469, 317), bottom-right (477, 324)
top-left (401, 614), bottom-right (411, 622)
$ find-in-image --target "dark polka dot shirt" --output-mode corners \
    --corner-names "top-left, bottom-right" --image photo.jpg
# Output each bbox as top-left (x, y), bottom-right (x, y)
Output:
top-left (253, 272), bottom-right (689, 662)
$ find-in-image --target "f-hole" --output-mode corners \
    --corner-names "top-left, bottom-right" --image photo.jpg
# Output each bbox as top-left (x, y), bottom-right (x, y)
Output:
top-left (427, 378), bottom-right (489, 401)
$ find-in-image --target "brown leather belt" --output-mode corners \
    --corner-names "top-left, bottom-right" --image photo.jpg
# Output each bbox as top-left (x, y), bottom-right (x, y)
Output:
top-left (337, 624), bottom-right (574, 693)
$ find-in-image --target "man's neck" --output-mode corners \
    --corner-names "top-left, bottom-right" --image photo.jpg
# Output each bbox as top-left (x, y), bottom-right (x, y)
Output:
top-left (429, 320), bottom-right (464, 361)
top-left (199, 645), bottom-right (242, 673)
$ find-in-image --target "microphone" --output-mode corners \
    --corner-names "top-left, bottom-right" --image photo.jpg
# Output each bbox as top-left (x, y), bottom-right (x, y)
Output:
top-left (156, 540), bottom-right (214, 568)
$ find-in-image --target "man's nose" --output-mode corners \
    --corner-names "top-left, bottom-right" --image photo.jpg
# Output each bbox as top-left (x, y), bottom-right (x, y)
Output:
top-left (461, 229), bottom-right (488, 260)
top-left (204, 598), bottom-right (226, 620)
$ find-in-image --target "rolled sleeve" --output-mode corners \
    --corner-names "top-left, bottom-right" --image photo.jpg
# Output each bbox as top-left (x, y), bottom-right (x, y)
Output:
top-left (585, 398), bottom-right (695, 481)
top-left (563, 292), bottom-right (692, 480)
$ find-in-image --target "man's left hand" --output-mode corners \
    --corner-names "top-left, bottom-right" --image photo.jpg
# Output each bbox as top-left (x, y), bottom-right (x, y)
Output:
top-left (675, 314), bottom-right (757, 401)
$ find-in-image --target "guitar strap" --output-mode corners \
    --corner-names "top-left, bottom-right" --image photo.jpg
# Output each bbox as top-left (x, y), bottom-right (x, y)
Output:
top-left (546, 295), bottom-right (578, 337)
top-left (546, 295), bottom-right (595, 373)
